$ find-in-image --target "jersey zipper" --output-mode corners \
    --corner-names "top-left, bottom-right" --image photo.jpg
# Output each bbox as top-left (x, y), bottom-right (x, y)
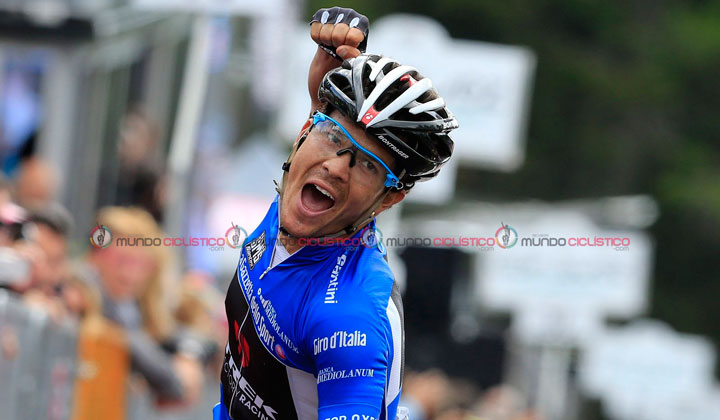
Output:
top-left (259, 266), bottom-right (272, 280)
top-left (258, 245), bottom-right (278, 280)
top-left (258, 238), bottom-right (304, 280)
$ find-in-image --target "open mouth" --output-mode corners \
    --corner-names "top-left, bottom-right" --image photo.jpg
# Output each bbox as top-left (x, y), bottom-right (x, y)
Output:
top-left (301, 183), bottom-right (335, 213)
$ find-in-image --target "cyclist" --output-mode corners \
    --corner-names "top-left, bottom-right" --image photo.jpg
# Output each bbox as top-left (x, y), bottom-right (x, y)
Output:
top-left (216, 7), bottom-right (458, 420)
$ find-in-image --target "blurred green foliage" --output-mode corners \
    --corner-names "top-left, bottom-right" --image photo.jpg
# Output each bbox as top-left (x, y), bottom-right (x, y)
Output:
top-left (306, 0), bottom-right (720, 366)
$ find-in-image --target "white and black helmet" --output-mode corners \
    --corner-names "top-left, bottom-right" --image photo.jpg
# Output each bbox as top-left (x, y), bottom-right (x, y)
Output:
top-left (318, 54), bottom-right (458, 188)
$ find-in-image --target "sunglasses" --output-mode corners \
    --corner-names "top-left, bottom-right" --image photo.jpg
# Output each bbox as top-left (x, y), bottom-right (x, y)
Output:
top-left (312, 112), bottom-right (402, 189)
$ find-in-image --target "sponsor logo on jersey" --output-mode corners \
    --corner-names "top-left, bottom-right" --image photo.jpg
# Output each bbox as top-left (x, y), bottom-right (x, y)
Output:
top-left (245, 231), bottom-right (267, 270)
top-left (239, 254), bottom-right (253, 296)
top-left (275, 344), bottom-right (286, 359)
top-left (257, 288), bottom-right (300, 354)
top-left (234, 321), bottom-right (251, 368)
top-left (323, 415), bottom-right (376, 420)
top-left (324, 253), bottom-right (347, 304)
top-left (317, 366), bottom-right (375, 384)
top-left (250, 294), bottom-right (276, 349)
top-left (224, 346), bottom-right (279, 420)
top-left (313, 330), bottom-right (367, 355)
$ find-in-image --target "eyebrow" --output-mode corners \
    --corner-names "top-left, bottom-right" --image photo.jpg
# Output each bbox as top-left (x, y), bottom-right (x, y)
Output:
top-left (328, 124), bottom-right (346, 138)
top-left (315, 111), bottom-right (402, 188)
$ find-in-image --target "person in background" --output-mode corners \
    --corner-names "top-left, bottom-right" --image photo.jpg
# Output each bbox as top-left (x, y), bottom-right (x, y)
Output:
top-left (0, 175), bottom-right (11, 209)
top-left (0, 182), bottom-right (72, 319)
top-left (174, 270), bottom-right (226, 376)
top-left (401, 369), bottom-right (453, 420)
top-left (13, 156), bottom-right (59, 211)
top-left (0, 175), bottom-right (31, 290)
top-left (20, 204), bottom-right (74, 321)
top-left (114, 107), bottom-right (166, 222)
top-left (473, 385), bottom-right (541, 420)
top-left (0, 174), bottom-right (19, 247)
top-left (76, 206), bottom-right (208, 406)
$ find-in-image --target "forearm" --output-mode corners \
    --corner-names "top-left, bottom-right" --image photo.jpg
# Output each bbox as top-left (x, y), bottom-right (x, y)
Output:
top-left (307, 8), bottom-right (369, 117)
top-left (127, 329), bottom-right (185, 400)
top-left (309, 47), bottom-right (340, 116)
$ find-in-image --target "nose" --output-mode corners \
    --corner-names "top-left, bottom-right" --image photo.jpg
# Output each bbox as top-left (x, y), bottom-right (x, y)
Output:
top-left (336, 147), bottom-right (357, 167)
top-left (323, 150), bottom-right (353, 182)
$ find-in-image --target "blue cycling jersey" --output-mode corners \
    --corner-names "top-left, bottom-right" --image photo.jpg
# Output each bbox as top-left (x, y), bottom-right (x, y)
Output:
top-left (217, 196), bottom-right (405, 420)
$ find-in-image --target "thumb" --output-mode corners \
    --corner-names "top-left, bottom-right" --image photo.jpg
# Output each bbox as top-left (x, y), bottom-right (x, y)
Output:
top-left (336, 45), bottom-right (361, 60)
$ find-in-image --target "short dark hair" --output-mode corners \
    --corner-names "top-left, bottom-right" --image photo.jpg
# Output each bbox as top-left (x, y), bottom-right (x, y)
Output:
top-left (27, 203), bottom-right (73, 237)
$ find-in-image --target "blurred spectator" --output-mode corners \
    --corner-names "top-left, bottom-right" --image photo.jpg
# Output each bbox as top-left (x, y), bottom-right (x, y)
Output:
top-left (61, 271), bottom-right (101, 319)
top-left (0, 174), bottom-right (19, 246)
top-left (0, 206), bottom-right (32, 291)
top-left (401, 369), bottom-right (453, 420)
top-left (0, 240), bottom-right (31, 289)
top-left (20, 204), bottom-right (74, 321)
top-left (473, 385), bottom-right (540, 420)
top-left (400, 369), bottom-right (542, 420)
top-left (434, 377), bottom-right (482, 420)
top-left (174, 271), bottom-right (225, 340)
top-left (14, 156), bottom-right (59, 211)
top-left (174, 270), bottom-right (226, 376)
top-left (24, 204), bottom-right (73, 289)
top-left (75, 206), bottom-right (208, 407)
top-left (0, 174), bottom-right (10, 208)
top-left (110, 107), bottom-right (166, 222)
top-left (0, 185), bottom-right (72, 311)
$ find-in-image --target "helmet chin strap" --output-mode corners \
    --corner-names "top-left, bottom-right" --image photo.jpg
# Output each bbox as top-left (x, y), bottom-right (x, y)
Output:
top-left (274, 130), bottom-right (400, 241)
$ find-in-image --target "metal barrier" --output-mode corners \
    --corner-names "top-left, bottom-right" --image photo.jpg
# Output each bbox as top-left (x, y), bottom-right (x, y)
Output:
top-left (127, 378), bottom-right (219, 420)
top-left (0, 290), bottom-right (219, 420)
top-left (0, 290), bottom-right (22, 420)
top-left (0, 289), bottom-right (78, 420)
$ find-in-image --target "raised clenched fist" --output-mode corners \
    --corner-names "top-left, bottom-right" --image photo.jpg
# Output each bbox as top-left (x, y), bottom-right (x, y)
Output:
top-left (310, 7), bottom-right (369, 61)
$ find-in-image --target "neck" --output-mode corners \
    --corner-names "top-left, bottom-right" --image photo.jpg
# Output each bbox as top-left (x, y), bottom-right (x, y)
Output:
top-left (278, 221), bottom-right (372, 255)
top-left (279, 230), bottom-right (302, 254)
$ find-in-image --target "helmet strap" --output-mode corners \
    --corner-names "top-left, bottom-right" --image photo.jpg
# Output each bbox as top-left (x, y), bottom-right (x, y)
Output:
top-left (275, 131), bottom-right (308, 196)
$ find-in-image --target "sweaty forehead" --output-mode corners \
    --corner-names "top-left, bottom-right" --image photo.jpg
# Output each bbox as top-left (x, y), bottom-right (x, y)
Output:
top-left (328, 110), bottom-right (399, 173)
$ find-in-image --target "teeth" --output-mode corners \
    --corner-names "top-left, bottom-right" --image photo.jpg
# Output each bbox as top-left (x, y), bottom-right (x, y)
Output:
top-left (314, 184), bottom-right (335, 201)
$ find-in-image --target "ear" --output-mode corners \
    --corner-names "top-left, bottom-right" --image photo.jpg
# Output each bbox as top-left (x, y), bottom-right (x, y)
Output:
top-left (375, 189), bottom-right (407, 217)
top-left (295, 118), bottom-right (313, 145)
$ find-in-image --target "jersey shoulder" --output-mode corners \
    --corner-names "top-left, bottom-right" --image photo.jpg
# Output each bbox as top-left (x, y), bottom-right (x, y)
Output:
top-left (335, 245), bottom-right (396, 311)
top-left (302, 246), bottom-right (398, 348)
top-left (303, 246), bottom-right (405, 420)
